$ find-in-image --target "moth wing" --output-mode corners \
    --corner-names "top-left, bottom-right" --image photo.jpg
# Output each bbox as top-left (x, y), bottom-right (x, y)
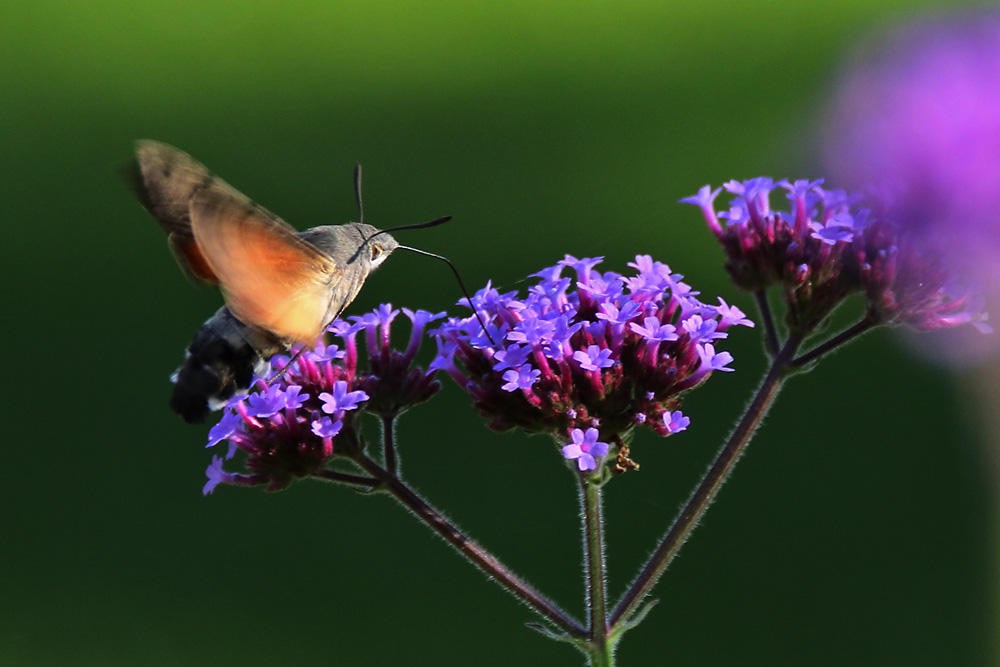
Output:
top-left (190, 191), bottom-right (339, 343)
top-left (125, 140), bottom-right (296, 285)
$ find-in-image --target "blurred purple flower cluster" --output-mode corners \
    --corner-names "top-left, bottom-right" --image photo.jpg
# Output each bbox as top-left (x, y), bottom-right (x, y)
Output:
top-left (824, 9), bottom-right (1000, 356)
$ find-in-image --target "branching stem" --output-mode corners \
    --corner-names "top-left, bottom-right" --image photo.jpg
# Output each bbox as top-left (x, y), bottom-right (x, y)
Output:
top-left (610, 333), bottom-right (804, 628)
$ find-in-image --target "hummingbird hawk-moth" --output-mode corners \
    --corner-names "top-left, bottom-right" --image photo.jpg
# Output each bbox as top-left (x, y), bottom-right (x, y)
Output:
top-left (125, 140), bottom-right (424, 423)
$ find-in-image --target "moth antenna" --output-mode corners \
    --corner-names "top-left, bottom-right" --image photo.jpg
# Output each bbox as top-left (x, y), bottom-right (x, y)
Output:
top-left (397, 244), bottom-right (497, 347)
top-left (352, 216), bottom-right (452, 263)
top-left (380, 216), bottom-right (452, 234)
top-left (354, 163), bottom-right (364, 224)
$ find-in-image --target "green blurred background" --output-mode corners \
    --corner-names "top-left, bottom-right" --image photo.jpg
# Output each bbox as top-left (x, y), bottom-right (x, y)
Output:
top-left (2, 1), bottom-right (996, 664)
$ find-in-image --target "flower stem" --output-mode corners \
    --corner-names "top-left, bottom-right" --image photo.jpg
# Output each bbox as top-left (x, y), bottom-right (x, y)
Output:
top-left (355, 452), bottom-right (585, 637)
top-left (316, 469), bottom-right (379, 487)
top-left (791, 316), bottom-right (876, 367)
top-left (381, 415), bottom-right (398, 474)
top-left (754, 289), bottom-right (780, 356)
top-left (609, 333), bottom-right (803, 628)
top-left (580, 476), bottom-right (613, 665)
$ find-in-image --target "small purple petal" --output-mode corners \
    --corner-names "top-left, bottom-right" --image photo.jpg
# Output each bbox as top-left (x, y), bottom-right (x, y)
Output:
top-left (562, 428), bottom-right (610, 471)
top-left (682, 315), bottom-right (727, 342)
top-left (282, 385), bottom-right (309, 411)
top-left (715, 298), bottom-right (755, 328)
top-left (311, 416), bottom-right (343, 439)
top-left (630, 316), bottom-right (678, 342)
top-left (698, 343), bottom-right (735, 372)
top-left (308, 344), bottom-right (345, 363)
top-left (246, 384), bottom-right (286, 418)
top-left (809, 221), bottom-right (855, 245)
top-left (501, 365), bottom-right (541, 392)
top-left (493, 344), bottom-right (532, 371)
top-left (207, 410), bottom-right (241, 448)
top-left (203, 456), bottom-right (234, 495)
top-left (663, 411), bottom-right (691, 433)
top-left (319, 380), bottom-right (370, 414)
top-left (572, 345), bottom-right (615, 371)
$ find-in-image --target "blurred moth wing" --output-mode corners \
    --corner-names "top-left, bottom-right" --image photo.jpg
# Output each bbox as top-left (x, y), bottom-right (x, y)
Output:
top-left (189, 191), bottom-right (341, 343)
top-left (128, 140), bottom-right (238, 284)
top-left (129, 139), bottom-right (355, 344)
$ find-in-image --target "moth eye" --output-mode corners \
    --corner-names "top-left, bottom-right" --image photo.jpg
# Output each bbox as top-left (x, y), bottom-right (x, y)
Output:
top-left (370, 245), bottom-right (383, 260)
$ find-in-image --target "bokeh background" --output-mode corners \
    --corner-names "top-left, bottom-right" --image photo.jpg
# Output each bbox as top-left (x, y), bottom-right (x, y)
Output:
top-left (2, 1), bottom-right (996, 665)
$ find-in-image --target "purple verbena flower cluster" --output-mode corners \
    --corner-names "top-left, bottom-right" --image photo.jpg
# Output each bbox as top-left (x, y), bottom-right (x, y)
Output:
top-left (431, 255), bottom-right (753, 471)
top-left (683, 178), bottom-right (990, 334)
top-left (203, 306), bottom-right (443, 494)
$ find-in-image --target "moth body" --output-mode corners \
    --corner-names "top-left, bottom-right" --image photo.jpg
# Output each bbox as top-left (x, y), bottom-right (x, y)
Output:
top-left (170, 306), bottom-right (283, 423)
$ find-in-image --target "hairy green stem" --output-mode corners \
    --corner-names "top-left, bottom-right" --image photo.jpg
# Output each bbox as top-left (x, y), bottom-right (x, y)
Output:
top-left (754, 289), bottom-right (780, 356)
top-left (381, 414), bottom-right (398, 474)
top-left (610, 333), bottom-right (803, 628)
top-left (791, 317), bottom-right (876, 367)
top-left (316, 469), bottom-right (379, 487)
top-left (580, 476), bottom-right (613, 665)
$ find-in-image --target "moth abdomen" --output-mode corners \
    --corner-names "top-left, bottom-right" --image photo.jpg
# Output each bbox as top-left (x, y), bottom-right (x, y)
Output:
top-left (170, 307), bottom-right (285, 423)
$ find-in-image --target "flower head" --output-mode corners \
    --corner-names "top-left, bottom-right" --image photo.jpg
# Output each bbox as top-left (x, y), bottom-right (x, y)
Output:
top-left (202, 306), bottom-right (442, 494)
top-left (684, 179), bottom-right (990, 335)
top-left (683, 179), bottom-right (867, 332)
top-left (432, 255), bottom-right (752, 469)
